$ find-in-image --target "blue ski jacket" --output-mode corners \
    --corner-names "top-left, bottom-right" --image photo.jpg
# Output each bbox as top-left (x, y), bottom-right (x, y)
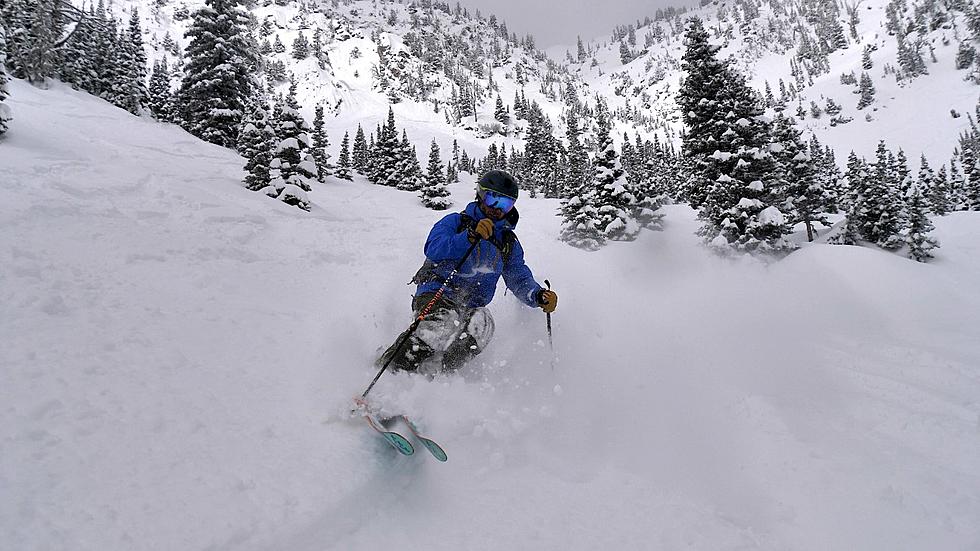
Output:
top-left (415, 201), bottom-right (543, 309)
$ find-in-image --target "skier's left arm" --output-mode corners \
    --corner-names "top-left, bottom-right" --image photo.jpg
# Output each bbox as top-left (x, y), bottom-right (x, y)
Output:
top-left (502, 238), bottom-right (544, 308)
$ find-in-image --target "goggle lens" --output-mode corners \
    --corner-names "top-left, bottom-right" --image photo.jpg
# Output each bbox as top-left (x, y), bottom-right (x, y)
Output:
top-left (479, 188), bottom-right (516, 213)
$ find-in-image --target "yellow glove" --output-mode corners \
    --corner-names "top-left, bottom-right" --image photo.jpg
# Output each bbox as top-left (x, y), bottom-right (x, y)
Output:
top-left (468, 218), bottom-right (495, 243)
top-left (538, 289), bottom-right (558, 314)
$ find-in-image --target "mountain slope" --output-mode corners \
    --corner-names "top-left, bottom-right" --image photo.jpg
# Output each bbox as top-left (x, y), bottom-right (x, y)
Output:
top-left (3, 76), bottom-right (980, 550)
top-left (574, 0), bottom-right (979, 165)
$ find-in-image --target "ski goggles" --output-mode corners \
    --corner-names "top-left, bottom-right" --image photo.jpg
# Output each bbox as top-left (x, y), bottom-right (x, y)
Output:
top-left (478, 187), bottom-right (517, 213)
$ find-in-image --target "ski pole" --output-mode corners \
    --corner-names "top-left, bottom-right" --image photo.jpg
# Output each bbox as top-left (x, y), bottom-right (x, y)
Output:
top-left (360, 238), bottom-right (481, 399)
top-left (544, 279), bottom-right (555, 370)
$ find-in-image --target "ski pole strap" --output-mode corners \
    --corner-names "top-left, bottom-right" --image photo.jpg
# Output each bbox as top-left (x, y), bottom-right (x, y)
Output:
top-left (361, 239), bottom-right (480, 399)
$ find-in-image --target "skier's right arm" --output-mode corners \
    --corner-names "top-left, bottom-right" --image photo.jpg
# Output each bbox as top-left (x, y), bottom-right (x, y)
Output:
top-left (423, 214), bottom-right (472, 261)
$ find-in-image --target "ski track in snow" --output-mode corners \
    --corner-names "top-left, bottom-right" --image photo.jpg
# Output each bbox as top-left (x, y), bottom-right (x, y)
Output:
top-left (3, 81), bottom-right (980, 551)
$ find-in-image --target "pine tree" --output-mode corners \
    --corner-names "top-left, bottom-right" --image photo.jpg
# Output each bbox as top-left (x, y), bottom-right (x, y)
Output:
top-left (564, 112), bottom-right (590, 198)
top-left (1, 0), bottom-right (64, 83)
top-left (90, 2), bottom-right (119, 98)
top-left (905, 180), bottom-right (939, 262)
top-left (832, 152), bottom-right (869, 245)
top-left (862, 45), bottom-right (874, 70)
top-left (862, 141), bottom-right (905, 249)
top-left (421, 140), bottom-right (452, 210)
top-left (352, 124), bottom-right (368, 173)
top-left (292, 31), bottom-right (310, 60)
top-left (927, 160), bottom-right (949, 215)
top-left (590, 107), bottom-right (639, 241)
top-left (494, 95), bottom-right (509, 126)
top-left (771, 114), bottom-right (827, 242)
top-left (513, 89), bottom-right (524, 120)
top-left (560, 185), bottom-right (606, 251)
top-left (239, 102), bottom-right (276, 191)
top-left (371, 107), bottom-right (403, 187)
top-left (577, 35), bottom-right (587, 63)
top-left (964, 143), bottom-right (980, 210)
top-left (676, 17), bottom-right (729, 207)
top-left (148, 57), bottom-right (176, 122)
top-left (949, 158), bottom-right (966, 211)
top-left (0, 26), bottom-right (12, 136)
top-left (679, 19), bottom-right (791, 254)
top-left (267, 83), bottom-right (318, 210)
top-left (178, 0), bottom-right (258, 149)
top-left (60, 9), bottom-right (101, 94)
top-left (336, 131), bottom-right (353, 181)
top-left (856, 72), bottom-right (875, 110)
top-left (125, 8), bottom-right (148, 108)
top-left (111, 19), bottom-right (147, 115)
top-left (956, 42), bottom-right (976, 70)
top-left (311, 104), bottom-right (331, 181)
top-left (395, 132), bottom-right (424, 191)
top-left (618, 41), bottom-right (633, 64)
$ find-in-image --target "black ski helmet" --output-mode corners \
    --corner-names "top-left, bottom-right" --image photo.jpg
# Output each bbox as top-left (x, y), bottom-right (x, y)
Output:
top-left (477, 170), bottom-right (519, 200)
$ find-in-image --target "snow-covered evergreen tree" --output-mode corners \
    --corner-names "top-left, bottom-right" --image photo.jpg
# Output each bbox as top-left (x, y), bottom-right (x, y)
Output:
top-left (370, 107), bottom-right (403, 186)
top-left (523, 101), bottom-right (560, 197)
top-left (178, 0), bottom-right (258, 149)
top-left (311, 104), bottom-right (331, 181)
top-left (563, 112), bottom-right (590, 197)
top-left (856, 71), bottom-right (875, 110)
top-left (862, 141), bottom-right (905, 249)
top-left (949, 158), bottom-right (966, 211)
top-left (964, 143), bottom-right (980, 210)
top-left (771, 114), bottom-right (827, 241)
top-left (109, 15), bottom-right (147, 115)
top-left (831, 152), bottom-right (869, 246)
top-left (590, 107), bottom-right (639, 241)
top-left (148, 58), bottom-right (177, 123)
top-left (494, 95), bottom-right (509, 127)
top-left (395, 132), bottom-right (424, 191)
top-left (336, 131), bottom-right (353, 181)
top-left (421, 139), bottom-right (452, 210)
top-left (930, 162), bottom-right (950, 215)
top-left (352, 124), bottom-right (368, 173)
top-left (676, 17), bottom-right (730, 208)
top-left (123, 8), bottom-right (148, 111)
top-left (904, 180), bottom-right (939, 262)
top-left (0, 26), bottom-right (12, 136)
top-left (292, 31), bottom-right (310, 60)
top-left (679, 18), bottom-right (792, 254)
top-left (265, 84), bottom-right (318, 210)
top-left (560, 188), bottom-right (606, 251)
top-left (59, 8), bottom-right (101, 94)
top-left (239, 103), bottom-right (276, 192)
top-left (1, 0), bottom-right (64, 83)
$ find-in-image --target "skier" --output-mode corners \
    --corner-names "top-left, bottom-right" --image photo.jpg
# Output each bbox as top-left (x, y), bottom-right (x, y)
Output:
top-left (377, 170), bottom-right (558, 373)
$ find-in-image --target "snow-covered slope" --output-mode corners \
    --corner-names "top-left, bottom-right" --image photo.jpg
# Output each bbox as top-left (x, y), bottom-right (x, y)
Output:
top-left (3, 80), bottom-right (980, 550)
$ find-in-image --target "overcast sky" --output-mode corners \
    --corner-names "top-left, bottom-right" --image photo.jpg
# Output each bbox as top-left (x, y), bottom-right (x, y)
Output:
top-left (452, 0), bottom-right (695, 49)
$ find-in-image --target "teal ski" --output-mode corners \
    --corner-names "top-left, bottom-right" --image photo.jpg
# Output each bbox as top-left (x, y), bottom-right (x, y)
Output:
top-left (363, 413), bottom-right (414, 456)
top-left (398, 415), bottom-right (448, 462)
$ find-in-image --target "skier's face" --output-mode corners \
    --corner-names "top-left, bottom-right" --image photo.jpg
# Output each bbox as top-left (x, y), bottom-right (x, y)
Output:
top-left (478, 198), bottom-right (507, 220)
top-left (477, 188), bottom-right (515, 220)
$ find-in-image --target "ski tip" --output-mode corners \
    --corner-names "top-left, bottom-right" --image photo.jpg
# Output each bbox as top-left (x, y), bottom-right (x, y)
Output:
top-left (384, 432), bottom-right (415, 456)
top-left (422, 439), bottom-right (448, 462)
